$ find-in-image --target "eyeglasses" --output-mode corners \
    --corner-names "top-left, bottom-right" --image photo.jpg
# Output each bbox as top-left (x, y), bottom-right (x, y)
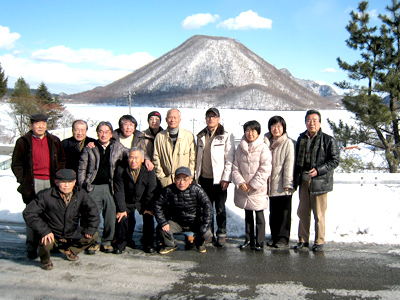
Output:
top-left (175, 177), bottom-right (190, 183)
top-left (306, 119), bottom-right (320, 124)
top-left (206, 115), bottom-right (218, 119)
top-left (271, 125), bottom-right (283, 130)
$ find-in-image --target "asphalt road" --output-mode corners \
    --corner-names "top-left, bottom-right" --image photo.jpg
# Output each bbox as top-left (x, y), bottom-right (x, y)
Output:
top-left (0, 222), bottom-right (399, 299)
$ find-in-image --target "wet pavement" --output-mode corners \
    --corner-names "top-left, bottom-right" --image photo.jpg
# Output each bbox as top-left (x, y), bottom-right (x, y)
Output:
top-left (1, 222), bottom-right (399, 299)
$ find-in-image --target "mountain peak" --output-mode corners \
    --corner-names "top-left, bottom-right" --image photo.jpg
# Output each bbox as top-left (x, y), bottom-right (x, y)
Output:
top-left (68, 35), bottom-right (337, 110)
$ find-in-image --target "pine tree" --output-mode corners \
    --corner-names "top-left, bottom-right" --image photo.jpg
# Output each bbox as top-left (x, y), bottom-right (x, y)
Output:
top-left (35, 81), bottom-right (53, 104)
top-left (0, 63), bottom-right (7, 98)
top-left (330, 0), bottom-right (400, 172)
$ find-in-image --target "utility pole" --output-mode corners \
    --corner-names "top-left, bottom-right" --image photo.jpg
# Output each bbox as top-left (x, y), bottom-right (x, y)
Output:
top-left (127, 89), bottom-right (135, 115)
top-left (190, 118), bottom-right (197, 134)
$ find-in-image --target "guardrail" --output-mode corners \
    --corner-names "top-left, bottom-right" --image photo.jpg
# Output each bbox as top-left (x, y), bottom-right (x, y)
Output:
top-left (334, 173), bottom-right (400, 185)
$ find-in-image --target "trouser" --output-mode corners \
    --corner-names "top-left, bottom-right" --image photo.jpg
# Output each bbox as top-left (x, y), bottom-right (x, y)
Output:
top-left (39, 232), bottom-right (99, 264)
top-left (24, 179), bottom-right (51, 253)
top-left (297, 180), bottom-right (328, 245)
top-left (158, 220), bottom-right (213, 248)
top-left (89, 184), bottom-right (116, 246)
top-left (245, 209), bottom-right (265, 246)
top-left (199, 176), bottom-right (227, 237)
top-left (269, 195), bottom-right (292, 244)
top-left (114, 206), bottom-right (155, 251)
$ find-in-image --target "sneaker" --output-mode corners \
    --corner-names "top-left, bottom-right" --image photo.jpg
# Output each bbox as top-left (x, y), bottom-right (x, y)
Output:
top-left (85, 244), bottom-right (100, 255)
top-left (214, 237), bottom-right (226, 247)
top-left (159, 246), bottom-right (177, 255)
top-left (185, 236), bottom-right (195, 250)
top-left (312, 244), bottom-right (324, 252)
top-left (196, 244), bottom-right (207, 253)
top-left (101, 245), bottom-right (114, 253)
top-left (41, 260), bottom-right (53, 271)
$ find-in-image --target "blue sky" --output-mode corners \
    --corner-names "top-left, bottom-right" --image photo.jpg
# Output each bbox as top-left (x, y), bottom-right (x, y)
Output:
top-left (0, 0), bottom-right (387, 94)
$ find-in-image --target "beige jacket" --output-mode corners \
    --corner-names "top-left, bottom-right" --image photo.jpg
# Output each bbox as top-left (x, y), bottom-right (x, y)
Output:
top-left (152, 127), bottom-right (196, 187)
top-left (264, 132), bottom-right (295, 196)
top-left (232, 134), bottom-right (272, 211)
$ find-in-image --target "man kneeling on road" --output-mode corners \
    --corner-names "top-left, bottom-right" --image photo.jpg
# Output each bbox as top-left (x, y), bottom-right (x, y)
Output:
top-left (23, 169), bottom-right (100, 270)
top-left (154, 166), bottom-right (212, 254)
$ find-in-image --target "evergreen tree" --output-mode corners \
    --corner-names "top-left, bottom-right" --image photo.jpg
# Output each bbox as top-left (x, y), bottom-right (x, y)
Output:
top-left (11, 77), bottom-right (31, 98)
top-left (35, 81), bottom-right (53, 104)
top-left (0, 63), bottom-right (7, 98)
top-left (330, 0), bottom-right (400, 172)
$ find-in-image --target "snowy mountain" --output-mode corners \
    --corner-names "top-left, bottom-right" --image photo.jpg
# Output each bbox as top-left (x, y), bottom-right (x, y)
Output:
top-left (279, 68), bottom-right (339, 98)
top-left (67, 35), bottom-right (337, 110)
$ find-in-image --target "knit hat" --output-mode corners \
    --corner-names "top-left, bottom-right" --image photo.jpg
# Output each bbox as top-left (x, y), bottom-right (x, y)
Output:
top-left (148, 111), bottom-right (162, 121)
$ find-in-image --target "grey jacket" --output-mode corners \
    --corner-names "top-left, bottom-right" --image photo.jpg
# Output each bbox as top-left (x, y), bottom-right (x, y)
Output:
top-left (78, 140), bottom-right (128, 194)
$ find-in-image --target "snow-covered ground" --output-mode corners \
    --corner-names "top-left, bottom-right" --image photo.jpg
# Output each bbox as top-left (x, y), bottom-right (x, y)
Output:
top-left (1, 104), bottom-right (399, 245)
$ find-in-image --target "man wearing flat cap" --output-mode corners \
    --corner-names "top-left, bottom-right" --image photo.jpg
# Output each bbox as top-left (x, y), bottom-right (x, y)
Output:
top-left (196, 108), bottom-right (235, 247)
top-left (154, 166), bottom-right (213, 254)
top-left (23, 169), bottom-right (100, 270)
top-left (12, 113), bottom-right (66, 259)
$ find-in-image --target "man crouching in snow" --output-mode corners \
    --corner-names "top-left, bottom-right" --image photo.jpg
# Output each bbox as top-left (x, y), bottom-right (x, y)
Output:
top-left (23, 169), bottom-right (100, 270)
top-left (154, 166), bottom-right (213, 254)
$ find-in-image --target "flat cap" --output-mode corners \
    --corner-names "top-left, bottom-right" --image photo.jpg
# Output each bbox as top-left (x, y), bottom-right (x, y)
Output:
top-left (175, 166), bottom-right (191, 177)
top-left (55, 169), bottom-right (76, 181)
top-left (30, 113), bottom-right (48, 122)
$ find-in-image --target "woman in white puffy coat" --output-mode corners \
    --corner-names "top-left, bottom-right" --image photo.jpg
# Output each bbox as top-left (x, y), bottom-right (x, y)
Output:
top-left (232, 120), bottom-right (272, 251)
top-left (264, 116), bottom-right (295, 248)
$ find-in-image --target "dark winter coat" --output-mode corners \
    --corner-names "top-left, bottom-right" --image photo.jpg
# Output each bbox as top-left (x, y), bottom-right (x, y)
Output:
top-left (77, 140), bottom-right (128, 194)
top-left (294, 129), bottom-right (339, 194)
top-left (23, 186), bottom-right (100, 240)
top-left (12, 131), bottom-right (66, 204)
top-left (113, 163), bottom-right (158, 214)
top-left (62, 136), bottom-right (96, 174)
top-left (154, 183), bottom-right (212, 235)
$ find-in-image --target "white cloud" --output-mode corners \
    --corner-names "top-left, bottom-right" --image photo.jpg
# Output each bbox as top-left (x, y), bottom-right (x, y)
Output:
top-left (181, 13), bottom-right (220, 30)
top-left (0, 26), bottom-right (21, 50)
top-left (321, 68), bottom-right (338, 73)
top-left (31, 46), bottom-right (154, 71)
top-left (1, 47), bottom-right (155, 93)
top-left (217, 10), bottom-right (272, 30)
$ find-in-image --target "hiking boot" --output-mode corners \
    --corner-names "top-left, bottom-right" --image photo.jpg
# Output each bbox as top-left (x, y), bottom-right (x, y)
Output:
top-left (41, 260), bottom-right (53, 271)
top-left (196, 245), bottom-right (207, 253)
top-left (60, 248), bottom-right (79, 261)
top-left (159, 246), bottom-right (177, 255)
top-left (100, 245), bottom-right (114, 253)
top-left (85, 244), bottom-right (100, 255)
top-left (185, 236), bottom-right (195, 250)
top-left (214, 237), bottom-right (226, 247)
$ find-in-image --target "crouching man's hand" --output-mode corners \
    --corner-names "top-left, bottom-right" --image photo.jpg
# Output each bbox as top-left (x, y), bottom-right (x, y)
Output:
top-left (41, 233), bottom-right (54, 245)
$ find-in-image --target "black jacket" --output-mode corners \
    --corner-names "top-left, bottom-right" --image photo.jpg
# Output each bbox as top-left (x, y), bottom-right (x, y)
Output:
top-left (154, 183), bottom-right (212, 234)
top-left (12, 131), bottom-right (66, 203)
top-left (23, 186), bottom-right (100, 240)
top-left (294, 130), bottom-right (339, 194)
top-left (113, 162), bottom-right (158, 213)
top-left (62, 136), bottom-right (96, 174)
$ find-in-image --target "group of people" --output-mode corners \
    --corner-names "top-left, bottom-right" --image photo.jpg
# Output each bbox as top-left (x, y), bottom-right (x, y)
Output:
top-left (12, 107), bottom-right (339, 271)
